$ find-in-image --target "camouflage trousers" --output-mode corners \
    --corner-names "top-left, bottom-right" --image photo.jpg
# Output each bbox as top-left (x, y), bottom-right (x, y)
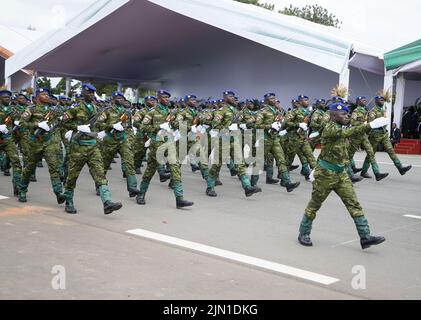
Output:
top-left (132, 134), bottom-right (147, 170)
top-left (20, 138), bottom-right (62, 195)
top-left (310, 136), bottom-right (321, 152)
top-left (304, 165), bottom-right (364, 220)
top-left (140, 139), bottom-right (184, 198)
top-left (0, 137), bottom-right (22, 189)
top-left (362, 131), bottom-right (402, 170)
top-left (64, 142), bottom-right (108, 191)
top-left (285, 135), bottom-right (316, 174)
top-left (101, 137), bottom-right (135, 176)
top-left (349, 134), bottom-right (380, 175)
top-left (208, 134), bottom-right (251, 190)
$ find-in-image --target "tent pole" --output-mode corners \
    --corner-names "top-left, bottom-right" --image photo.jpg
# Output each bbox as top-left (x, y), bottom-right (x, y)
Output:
top-left (339, 66), bottom-right (350, 100)
top-left (31, 71), bottom-right (38, 96)
top-left (383, 70), bottom-right (394, 133)
top-left (393, 73), bottom-right (405, 129)
top-left (5, 76), bottom-right (11, 91)
top-left (65, 77), bottom-right (71, 96)
top-left (117, 82), bottom-right (123, 92)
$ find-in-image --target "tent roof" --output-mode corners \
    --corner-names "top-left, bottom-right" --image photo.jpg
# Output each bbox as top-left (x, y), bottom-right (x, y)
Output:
top-left (5, 0), bottom-right (382, 83)
top-left (384, 39), bottom-right (421, 71)
top-left (0, 25), bottom-right (42, 55)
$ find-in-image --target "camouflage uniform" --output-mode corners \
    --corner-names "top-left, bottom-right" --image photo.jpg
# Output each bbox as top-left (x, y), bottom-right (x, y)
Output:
top-left (283, 107), bottom-right (316, 178)
top-left (137, 103), bottom-right (186, 203)
top-left (254, 104), bottom-right (297, 189)
top-left (0, 103), bottom-right (22, 194)
top-left (132, 108), bottom-right (148, 173)
top-left (61, 101), bottom-right (117, 211)
top-left (19, 104), bottom-right (63, 203)
top-left (309, 107), bottom-right (329, 151)
top-left (96, 103), bottom-right (138, 196)
top-left (299, 121), bottom-right (374, 240)
top-left (349, 106), bottom-right (382, 176)
top-left (362, 104), bottom-right (408, 174)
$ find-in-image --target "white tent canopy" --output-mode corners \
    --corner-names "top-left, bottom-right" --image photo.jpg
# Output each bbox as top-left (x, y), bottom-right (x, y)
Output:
top-left (5, 0), bottom-right (384, 103)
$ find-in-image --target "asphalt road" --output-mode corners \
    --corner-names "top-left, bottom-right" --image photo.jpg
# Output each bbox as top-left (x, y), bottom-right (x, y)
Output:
top-left (0, 150), bottom-right (420, 300)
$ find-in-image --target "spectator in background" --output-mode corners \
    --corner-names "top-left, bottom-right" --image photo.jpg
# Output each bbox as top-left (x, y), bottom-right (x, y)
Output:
top-left (391, 123), bottom-right (401, 147)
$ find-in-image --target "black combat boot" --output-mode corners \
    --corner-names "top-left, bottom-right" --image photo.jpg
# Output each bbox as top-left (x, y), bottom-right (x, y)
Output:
top-left (206, 188), bottom-right (217, 197)
top-left (18, 191), bottom-right (27, 203)
top-left (176, 197), bottom-right (194, 209)
top-left (245, 186), bottom-right (262, 197)
top-left (298, 233), bottom-right (313, 246)
top-left (360, 235), bottom-right (385, 250)
top-left (352, 166), bottom-right (363, 173)
top-left (159, 173), bottom-right (171, 183)
top-left (103, 201), bottom-right (122, 215)
top-left (266, 177), bottom-right (279, 184)
top-left (398, 165), bottom-right (412, 176)
top-left (56, 193), bottom-right (66, 205)
top-left (375, 172), bottom-right (389, 181)
top-left (13, 186), bottom-right (19, 196)
top-left (350, 175), bottom-right (363, 184)
top-left (215, 179), bottom-right (223, 186)
top-left (289, 165), bottom-right (300, 172)
top-left (135, 167), bottom-right (142, 174)
top-left (230, 168), bottom-right (238, 177)
top-left (360, 172), bottom-right (372, 179)
top-left (285, 181), bottom-right (300, 193)
top-left (136, 193), bottom-right (146, 205)
top-left (191, 164), bottom-right (200, 173)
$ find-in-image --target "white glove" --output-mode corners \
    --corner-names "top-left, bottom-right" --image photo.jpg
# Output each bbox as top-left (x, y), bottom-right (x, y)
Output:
top-left (112, 122), bottom-right (124, 132)
top-left (77, 124), bottom-right (91, 133)
top-left (64, 130), bottom-right (73, 141)
top-left (159, 122), bottom-right (171, 132)
top-left (133, 127), bottom-right (138, 135)
top-left (191, 125), bottom-right (197, 133)
top-left (240, 123), bottom-right (248, 130)
top-left (145, 139), bottom-right (151, 148)
top-left (369, 117), bottom-right (388, 129)
top-left (209, 129), bottom-right (219, 138)
top-left (279, 130), bottom-right (287, 137)
top-left (38, 121), bottom-right (50, 132)
top-left (197, 125), bottom-right (206, 134)
top-left (309, 132), bottom-right (320, 139)
top-left (299, 123), bottom-right (308, 131)
top-left (309, 169), bottom-right (315, 182)
top-left (97, 131), bottom-right (106, 141)
top-left (271, 122), bottom-right (281, 131)
top-left (202, 124), bottom-right (210, 130)
top-left (173, 130), bottom-right (181, 142)
top-left (0, 124), bottom-right (8, 134)
top-left (14, 120), bottom-right (20, 126)
top-left (228, 123), bottom-right (239, 131)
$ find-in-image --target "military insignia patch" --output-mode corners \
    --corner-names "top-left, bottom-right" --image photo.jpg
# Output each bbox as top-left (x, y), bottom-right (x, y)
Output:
top-left (21, 111), bottom-right (31, 120)
top-left (142, 115), bottom-right (152, 124)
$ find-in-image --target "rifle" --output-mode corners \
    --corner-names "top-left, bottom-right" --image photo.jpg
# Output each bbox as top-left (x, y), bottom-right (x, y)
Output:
top-left (73, 105), bottom-right (111, 141)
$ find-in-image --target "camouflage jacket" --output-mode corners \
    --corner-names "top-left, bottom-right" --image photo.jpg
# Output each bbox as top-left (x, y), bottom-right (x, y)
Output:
top-left (254, 104), bottom-right (280, 136)
top-left (21, 104), bottom-right (61, 142)
top-left (62, 102), bottom-right (101, 142)
top-left (173, 107), bottom-right (198, 131)
top-left (211, 103), bottom-right (237, 130)
top-left (239, 107), bottom-right (257, 129)
top-left (368, 105), bottom-right (387, 132)
top-left (320, 121), bottom-right (371, 166)
top-left (310, 108), bottom-right (329, 133)
top-left (283, 107), bottom-right (311, 138)
top-left (96, 103), bottom-right (130, 141)
top-left (140, 104), bottom-right (172, 141)
top-left (0, 104), bottom-right (15, 138)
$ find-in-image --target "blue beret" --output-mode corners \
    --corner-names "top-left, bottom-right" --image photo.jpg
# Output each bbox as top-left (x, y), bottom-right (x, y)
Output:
top-left (329, 103), bottom-right (349, 113)
top-left (276, 99), bottom-right (280, 103)
top-left (49, 94), bottom-right (57, 99)
top-left (144, 95), bottom-right (157, 101)
top-left (316, 99), bottom-right (326, 104)
top-left (36, 88), bottom-right (50, 96)
top-left (291, 99), bottom-right (298, 103)
top-left (17, 93), bottom-right (29, 100)
top-left (82, 83), bottom-right (96, 92)
top-left (0, 90), bottom-right (12, 96)
top-left (246, 99), bottom-right (253, 103)
top-left (223, 90), bottom-right (235, 96)
top-left (217, 99), bottom-right (224, 103)
top-left (332, 96), bottom-right (345, 103)
top-left (75, 94), bottom-right (82, 98)
top-left (298, 95), bottom-right (309, 101)
top-left (185, 94), bottom-right (197, 100)
top-left (375, 95), bottom-right (385, 101)
top-left (112, 91), bottom-right (125, 98)
top-left (157, 90), bottom-right (171, 97)
top-left (264, 93), bottom-right (276, 99)
top-left (211, 100), bottom-right (217, 104)
top-left (356, 96), bottom-right (366, 102)
top-left (58, 95), bottom-right (68, 100)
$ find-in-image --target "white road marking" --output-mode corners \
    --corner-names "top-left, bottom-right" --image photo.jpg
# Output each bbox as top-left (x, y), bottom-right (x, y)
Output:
top-left (0, 195), bottom-right (10, 200)
top-left (404, 215), bottom-right (421, 220)
top-left (126, 228), bottom-right (340, 285)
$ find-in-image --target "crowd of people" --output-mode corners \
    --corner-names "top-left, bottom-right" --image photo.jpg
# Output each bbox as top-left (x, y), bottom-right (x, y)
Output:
top-left (0, 84), bottom-right (413, 249)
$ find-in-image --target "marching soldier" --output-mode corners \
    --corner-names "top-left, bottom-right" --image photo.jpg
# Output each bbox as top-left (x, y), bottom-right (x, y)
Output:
top-left (361, 94), bottom-right (412, 177)
top-left (61, 83), bottom-right (122, 215)
top-left (298, 103), bottom-right (387, 250)
top-left (0, 90), bottom-right (22, 196)
top-left (136, 90), bottom-right (194, 208)
top-left (18, 88), bottom-right (64, 204)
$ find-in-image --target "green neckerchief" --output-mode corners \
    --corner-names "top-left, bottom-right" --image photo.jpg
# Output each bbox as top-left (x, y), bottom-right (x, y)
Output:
top-left (1, 104), bottom-right (12, 113)
top-left (357, 106), bottom-right (366, 113)
top-left (299, 107), bottom-right (310, 116)
top-left (158, 104), bottom-right (169, 117)
top-left (188, 107), bottom-right (197, 117)
top-left (84, 102), bottom-right (94, 115)
top-left (267, 105), bottom-right (276, 115)
top-left (375, 105), bottom-right (384, 113)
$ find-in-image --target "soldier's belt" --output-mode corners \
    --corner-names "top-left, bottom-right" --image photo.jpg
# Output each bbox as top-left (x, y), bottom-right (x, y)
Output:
top-left (72, 138), bottom-right (97, 146)
top-left (318, 159), bottom-right (345, 173)
top-left (29, 133), bottom-right (51, 143)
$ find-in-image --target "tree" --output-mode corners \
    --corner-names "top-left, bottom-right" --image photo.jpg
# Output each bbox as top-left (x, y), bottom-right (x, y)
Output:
top-left (36, 77), bottom-right (52, 90)
top-left (279, 4), bottom-right (342, 28)
top-left (234, 0), bottom-right (274, 11)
